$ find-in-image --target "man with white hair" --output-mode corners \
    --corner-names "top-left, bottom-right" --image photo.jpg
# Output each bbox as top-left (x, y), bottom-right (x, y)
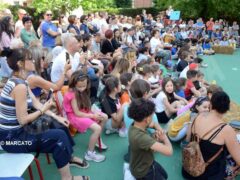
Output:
top-left (51, 33), bottom-right (80, 83)
top-left (15, 8), bottom-right (27, 38)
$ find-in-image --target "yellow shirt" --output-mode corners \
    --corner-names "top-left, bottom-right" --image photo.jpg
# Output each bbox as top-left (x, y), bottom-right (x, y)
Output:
top-left (168, 111), bottom-right (191, 137)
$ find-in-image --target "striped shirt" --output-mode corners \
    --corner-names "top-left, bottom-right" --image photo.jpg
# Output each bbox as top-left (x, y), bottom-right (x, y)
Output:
top-left (0, 78), bottom-right (33, 130)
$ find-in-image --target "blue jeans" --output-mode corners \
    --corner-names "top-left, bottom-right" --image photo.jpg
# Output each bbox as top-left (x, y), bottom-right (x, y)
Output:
top-left (0, 121), bottom-right (74, 169)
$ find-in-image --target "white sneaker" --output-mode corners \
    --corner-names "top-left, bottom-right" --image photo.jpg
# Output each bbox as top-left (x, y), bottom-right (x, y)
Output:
top-left (95, 138), bottom-right (108, 150)
top-left (201, 63), bottom-right (208, 68)
top-left (119, 127), bottom-right (128, 138)
top-left (84, 151), bottom-right (106, 163)
top-left (105, 128), bottom-right (119, 135)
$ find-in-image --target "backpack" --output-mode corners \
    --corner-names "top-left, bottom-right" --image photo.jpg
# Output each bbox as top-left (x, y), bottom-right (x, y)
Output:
top-left (182, 116), bottom-right (226, 177)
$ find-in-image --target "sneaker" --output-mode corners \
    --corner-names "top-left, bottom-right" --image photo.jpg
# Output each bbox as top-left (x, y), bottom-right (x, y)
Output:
top-left (119, 127), bottom-right (128, 138)
top-left (105, 128), bottom-right (119, 135)
top-left (95, 138), bottom-right (108, 150)
top-left (85, 151), bottom-right (106, 163)
top-left (201, 63), bottom-right (208, 68)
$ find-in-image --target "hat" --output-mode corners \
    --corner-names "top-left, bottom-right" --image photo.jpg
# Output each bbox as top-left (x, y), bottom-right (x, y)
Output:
top-left (189, 63), bottom-right (198, 70)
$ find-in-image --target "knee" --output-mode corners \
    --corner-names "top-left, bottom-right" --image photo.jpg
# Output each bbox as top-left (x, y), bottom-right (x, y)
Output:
top-left (93, 124), bottom-right (102, 134)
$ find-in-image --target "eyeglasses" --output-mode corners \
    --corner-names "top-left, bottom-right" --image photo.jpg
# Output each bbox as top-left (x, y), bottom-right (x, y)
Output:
top-left (46, 14), bottom-right (52, 16)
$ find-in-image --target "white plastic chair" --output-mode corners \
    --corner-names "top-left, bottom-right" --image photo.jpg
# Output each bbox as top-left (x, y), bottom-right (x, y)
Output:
top-left (0, 153), bottom-right (34, 178)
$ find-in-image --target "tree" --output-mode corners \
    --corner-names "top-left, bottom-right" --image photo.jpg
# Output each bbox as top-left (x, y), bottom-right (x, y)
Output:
top-left (31, 0), bottom-right (81, 14)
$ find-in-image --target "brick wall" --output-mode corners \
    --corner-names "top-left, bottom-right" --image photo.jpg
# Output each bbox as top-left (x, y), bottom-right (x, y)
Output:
top-left (133, 0), bottom-right (152, 8)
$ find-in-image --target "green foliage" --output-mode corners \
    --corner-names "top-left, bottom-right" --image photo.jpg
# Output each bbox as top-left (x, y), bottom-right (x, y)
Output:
top-left (0, 3), bottom-right (9, 12)
top-left (80, 0), bottom-right (116, 9)
top-left (116, 0), bottom-right (131, 8)
top-left (31, 0), bottom-right (81, 14)
top-left (86, 7), bottom-right (163, 17)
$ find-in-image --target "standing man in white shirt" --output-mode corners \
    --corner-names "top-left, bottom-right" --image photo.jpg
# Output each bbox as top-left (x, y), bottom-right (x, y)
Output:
top-left (15, 9), bottom-right (27, 38)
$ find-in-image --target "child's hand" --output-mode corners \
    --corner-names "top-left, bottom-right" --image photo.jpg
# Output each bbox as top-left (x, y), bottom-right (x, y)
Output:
top-left (155, 129), bottom-right (167, 142)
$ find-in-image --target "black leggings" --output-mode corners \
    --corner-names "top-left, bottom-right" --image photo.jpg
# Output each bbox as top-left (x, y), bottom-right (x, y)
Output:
top-left (137, 161), bottom-right (168, 180)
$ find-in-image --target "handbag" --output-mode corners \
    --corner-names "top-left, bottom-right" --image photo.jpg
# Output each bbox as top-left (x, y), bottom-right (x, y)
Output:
top-left (23, 114), bottom-right (54, 135)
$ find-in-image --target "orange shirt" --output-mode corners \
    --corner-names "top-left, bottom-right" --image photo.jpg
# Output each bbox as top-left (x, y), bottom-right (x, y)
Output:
top-left (120, 91), bottom-right (131, 105)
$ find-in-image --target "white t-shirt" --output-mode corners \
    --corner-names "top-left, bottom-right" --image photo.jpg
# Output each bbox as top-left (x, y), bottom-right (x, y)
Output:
top-left (148, 75), bottom-right (160, 84)
top-left (51, 49), bottom-right (80, 83)
top-left (150, 37), bottom-right (162, 54)
top-left (179, 66), bottom-right (189, 79)
top-left (15, 20), bottom-right (24, 31)
top-left (154, 91), bottom-right (167, 113)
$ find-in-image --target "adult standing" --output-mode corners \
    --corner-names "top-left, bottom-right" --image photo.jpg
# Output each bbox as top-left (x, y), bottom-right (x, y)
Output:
top-left (41, 10), bottom-right (60, 50)
top-left (206, 18), bottom-right (214, 39)
top-left (15, 9), bottom-right (27, 38)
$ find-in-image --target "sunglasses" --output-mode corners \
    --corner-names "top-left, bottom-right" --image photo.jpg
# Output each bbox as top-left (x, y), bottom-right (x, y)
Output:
top-left (46, 14), bottom-right (52, 16)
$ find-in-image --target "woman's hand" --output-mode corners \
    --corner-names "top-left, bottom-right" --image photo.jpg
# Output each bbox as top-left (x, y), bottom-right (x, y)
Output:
top-left (41, 99), bottom-right (54, 113)
top-left (55, 115), bottom-right (70, 127)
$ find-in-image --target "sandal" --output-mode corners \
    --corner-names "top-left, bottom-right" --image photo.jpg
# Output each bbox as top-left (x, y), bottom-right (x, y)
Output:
top-left (72, 176), bottom-right (90, 180)
top-left (69, 158), bottom-right (89, 169)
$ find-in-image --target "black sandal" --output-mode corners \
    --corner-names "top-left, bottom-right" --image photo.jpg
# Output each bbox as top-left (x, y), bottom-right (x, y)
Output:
top-left (72, 176), bottom-right (90, 180)
top-left (69, 158), bottom-right (89, 169)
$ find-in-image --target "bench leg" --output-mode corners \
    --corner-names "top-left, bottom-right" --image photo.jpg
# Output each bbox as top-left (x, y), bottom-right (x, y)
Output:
top-left (28, 165), bottom-right (34, 180)
top-left (46, 153), bottom-right (51, 164)
top-left (34, 158), bottom-right (44, 180)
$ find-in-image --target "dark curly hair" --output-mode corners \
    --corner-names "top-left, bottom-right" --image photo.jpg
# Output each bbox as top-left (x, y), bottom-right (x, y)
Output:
top-left (211, 91), bottom-right (230, 114)
top-left (128, 98), bottom-right (155, 122)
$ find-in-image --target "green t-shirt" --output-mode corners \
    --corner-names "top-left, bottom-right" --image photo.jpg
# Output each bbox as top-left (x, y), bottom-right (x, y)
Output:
top-left (20, 28), bottom-right (38, 48)
top-left (128, 125), bottom-right (156, 178)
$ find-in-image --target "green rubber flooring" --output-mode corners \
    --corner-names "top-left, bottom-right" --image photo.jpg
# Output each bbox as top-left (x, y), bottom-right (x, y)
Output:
top-left (18, 49), bottom-right (240, 180)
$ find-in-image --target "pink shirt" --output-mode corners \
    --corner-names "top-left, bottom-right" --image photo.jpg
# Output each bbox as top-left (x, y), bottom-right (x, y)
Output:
top-left (0, 32), bottom-right (13, 50)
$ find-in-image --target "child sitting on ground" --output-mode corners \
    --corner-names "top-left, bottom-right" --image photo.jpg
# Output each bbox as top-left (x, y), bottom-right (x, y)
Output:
top-left (175, 77), bottom-right (187, 99)
top-left (202, 38), bottom-right (215, 55)
top-left (148, 63), bottom-right (162, 90)
top-left (168, 96), bottom-right (210, 142)
top-left (120, 73), bottom-right (133, 105)
top-left (128, 98), bottom-right (172, 179)
top-left (184, 70), bottom-right (202, 100)
top-left (154, 77), bottom-right (188, 124)
top-left (63, 70), bottom-right (108, 163)
top-left (101, 76), bottom-right (128, 137)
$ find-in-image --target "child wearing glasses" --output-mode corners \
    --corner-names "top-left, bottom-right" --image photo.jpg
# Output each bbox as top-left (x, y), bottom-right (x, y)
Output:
top-left (63, 70), bottom-right (108, 163)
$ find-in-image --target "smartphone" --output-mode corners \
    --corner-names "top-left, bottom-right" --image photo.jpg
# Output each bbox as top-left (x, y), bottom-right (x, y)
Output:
top-left (66, 52), bottom-right (70, 62)
top-left (47, 88), bottom-right (53, 101)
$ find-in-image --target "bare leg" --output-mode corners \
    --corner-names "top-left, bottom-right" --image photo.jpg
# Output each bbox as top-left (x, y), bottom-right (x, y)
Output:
top-left (88, 123), bottom-right (101, 151)
top-left (59, 164), bottom-right (86, 180)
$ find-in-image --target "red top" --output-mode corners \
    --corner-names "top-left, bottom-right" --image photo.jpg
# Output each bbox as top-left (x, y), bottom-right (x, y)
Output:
top-left (206, 21), bottom-right (214, 31)
top-left (184, 79), bottom-right (194, 98)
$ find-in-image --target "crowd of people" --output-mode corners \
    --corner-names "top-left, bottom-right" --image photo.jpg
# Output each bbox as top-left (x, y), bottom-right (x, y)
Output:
top-left (0, 7), bottom-right (240, 180)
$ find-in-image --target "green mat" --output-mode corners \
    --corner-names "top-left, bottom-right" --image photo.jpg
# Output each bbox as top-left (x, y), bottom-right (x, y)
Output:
top-left (20, 49), bottom-right (240, 180)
